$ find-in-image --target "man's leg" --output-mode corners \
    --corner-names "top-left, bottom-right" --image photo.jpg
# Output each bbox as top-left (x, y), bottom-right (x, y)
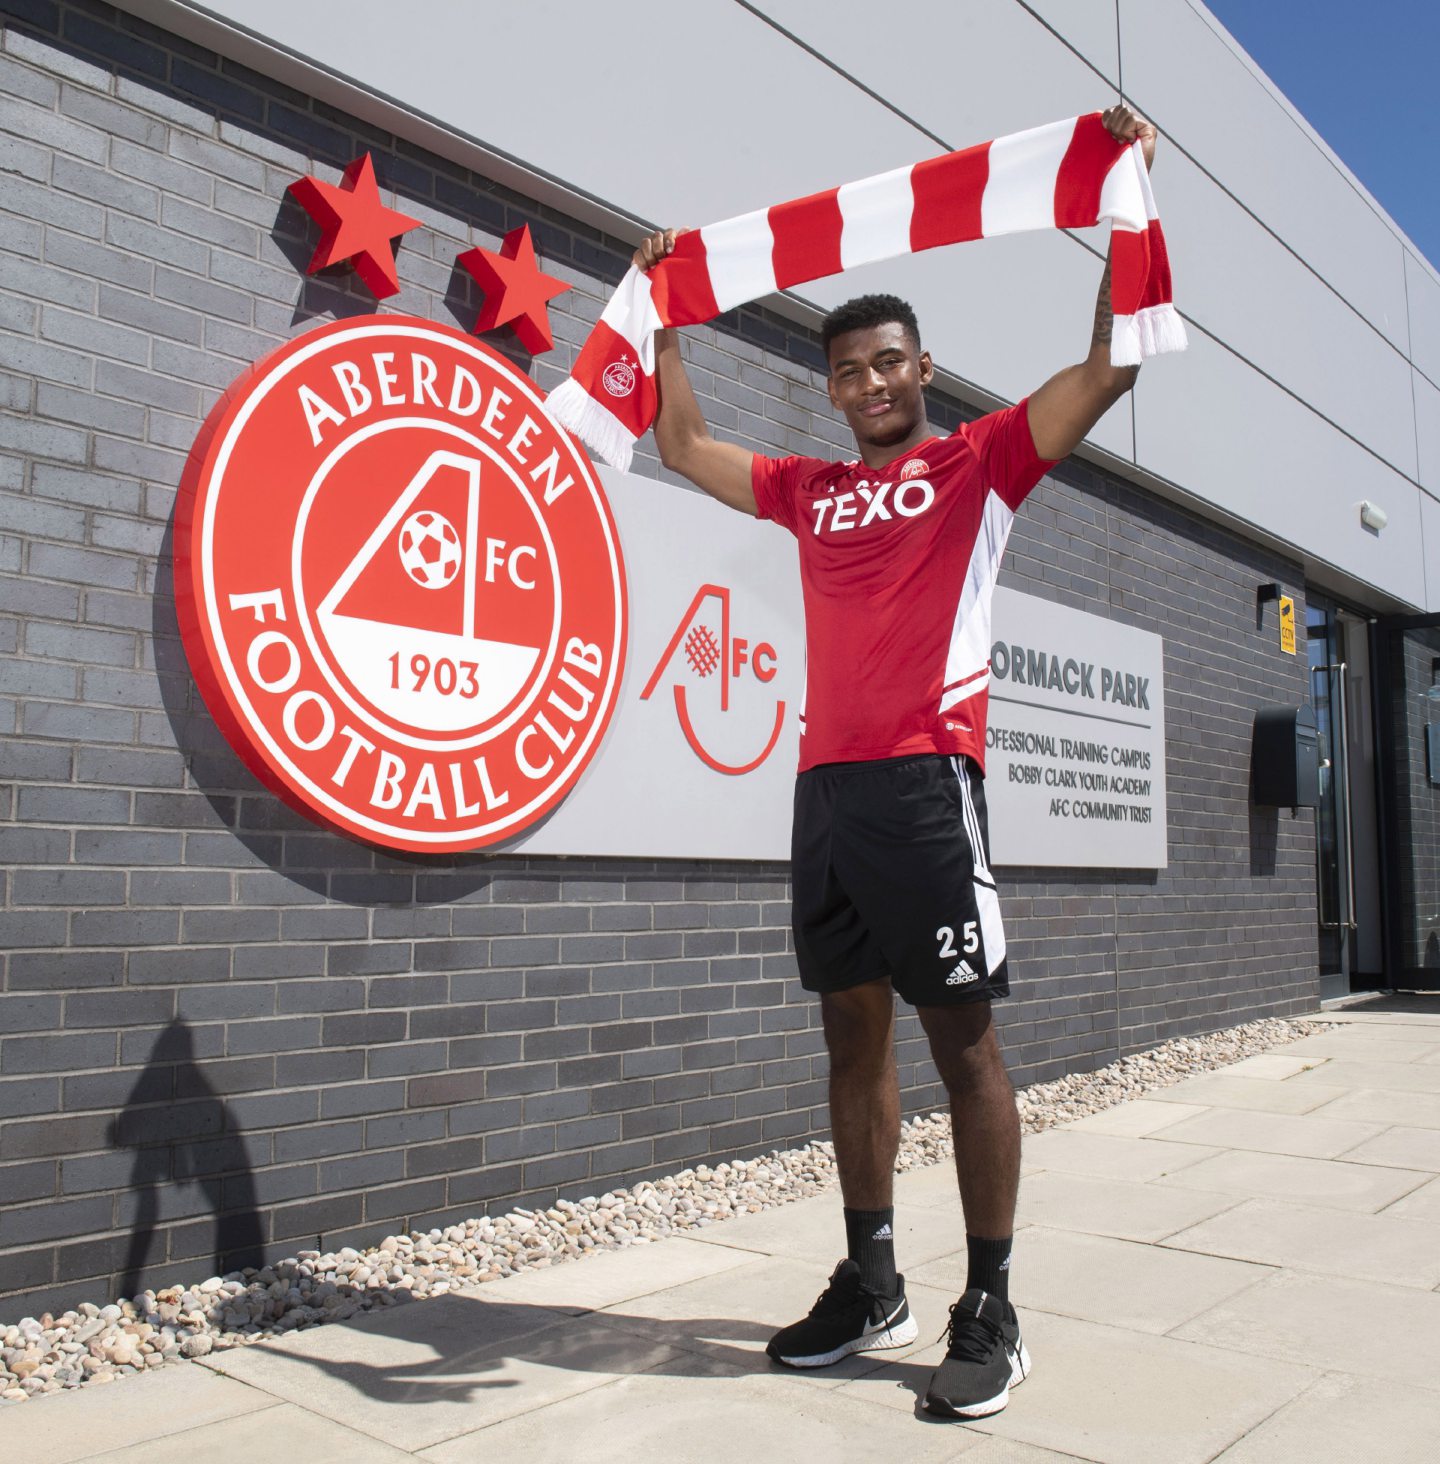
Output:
top-left (822, 979), bottom-right (899, 1209)
top-left (824, 980), bottom-right (902, 1297)
top-left (918, 999), bottom-right (1029, 1418)
top-left (766, 978), bottom-right (916, 1366)
top-left (916, 1001), bottom-right (1019, 1244)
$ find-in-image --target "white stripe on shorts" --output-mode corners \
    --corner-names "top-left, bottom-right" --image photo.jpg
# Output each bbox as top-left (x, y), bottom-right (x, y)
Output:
top-left (952, 758), bottom-right (1007, 975)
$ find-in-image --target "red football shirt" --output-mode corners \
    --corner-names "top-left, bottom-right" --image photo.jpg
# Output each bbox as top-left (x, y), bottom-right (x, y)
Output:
top-left (752, 400), bottom-right (1054, 773)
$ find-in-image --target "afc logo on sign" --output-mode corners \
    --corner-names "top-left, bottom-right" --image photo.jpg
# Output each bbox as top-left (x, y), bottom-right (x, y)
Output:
top-left (640, 584), bottom-right (786, 774)
top-left (175, 316), bottom-right (626, 852)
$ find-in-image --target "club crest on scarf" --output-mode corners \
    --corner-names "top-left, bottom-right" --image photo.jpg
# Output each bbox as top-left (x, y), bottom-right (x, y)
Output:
top-left (602, 357), bottom-right (638, 398)
top-left (175, 316), bottom-right (627, 851)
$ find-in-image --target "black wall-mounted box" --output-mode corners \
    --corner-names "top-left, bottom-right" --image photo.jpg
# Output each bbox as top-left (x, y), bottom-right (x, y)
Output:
top-left (1252, 705), bottom-right (1321, 808)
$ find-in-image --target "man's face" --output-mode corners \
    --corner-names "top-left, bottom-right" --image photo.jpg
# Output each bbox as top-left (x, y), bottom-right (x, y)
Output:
top-left (826, 321), bottom-right (934, 454)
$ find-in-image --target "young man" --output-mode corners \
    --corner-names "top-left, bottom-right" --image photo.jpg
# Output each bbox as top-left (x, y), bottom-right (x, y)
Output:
top-left (636, 104), bottom-right (1157, 1419)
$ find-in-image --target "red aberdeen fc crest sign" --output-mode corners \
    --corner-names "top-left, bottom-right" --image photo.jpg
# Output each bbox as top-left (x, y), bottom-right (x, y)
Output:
top-left (176, 317), bottom-right (627, 851)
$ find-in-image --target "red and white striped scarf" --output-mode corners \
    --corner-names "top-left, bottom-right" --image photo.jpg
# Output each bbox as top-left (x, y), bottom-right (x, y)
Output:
top-left (546, 113), bottom-right (1184, 471)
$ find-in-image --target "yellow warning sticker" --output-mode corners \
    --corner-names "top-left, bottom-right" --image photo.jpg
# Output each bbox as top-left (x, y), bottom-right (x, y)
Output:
top-left (1279, 595), bottom-right (1296, 655)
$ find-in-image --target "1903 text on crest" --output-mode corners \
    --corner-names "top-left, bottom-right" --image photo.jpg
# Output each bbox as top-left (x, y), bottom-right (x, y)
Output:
top-left (176, 317), bottom-right (627, 851)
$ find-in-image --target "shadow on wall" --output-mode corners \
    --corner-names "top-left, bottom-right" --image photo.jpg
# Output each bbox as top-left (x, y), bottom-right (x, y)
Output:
top-left (111, 1018), bottom-right (264, 1300)
top-left (1247, 799), bottom-right (1279, 878)
top-left (267, 190), bottom-right (384, 328)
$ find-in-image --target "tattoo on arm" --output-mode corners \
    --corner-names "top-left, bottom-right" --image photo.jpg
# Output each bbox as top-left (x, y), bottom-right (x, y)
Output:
top-left (1092, 257), bottom-right (1114, 347)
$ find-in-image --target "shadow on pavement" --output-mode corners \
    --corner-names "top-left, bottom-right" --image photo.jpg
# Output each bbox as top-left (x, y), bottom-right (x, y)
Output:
top-left (229, 1290), bottom-right (942, 1418)
top-left (1339, 992), bottom-right (1440, 1015)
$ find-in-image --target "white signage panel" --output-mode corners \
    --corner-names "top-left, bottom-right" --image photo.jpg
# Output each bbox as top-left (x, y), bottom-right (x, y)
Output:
top-left (513, 470), bottom-right (803, 859)
top-left (984, 586), bottom-right (1168, 868)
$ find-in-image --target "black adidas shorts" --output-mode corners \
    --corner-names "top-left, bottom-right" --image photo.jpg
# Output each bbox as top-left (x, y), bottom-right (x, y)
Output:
top-left (791, 754), bottom-right (1009, 1007)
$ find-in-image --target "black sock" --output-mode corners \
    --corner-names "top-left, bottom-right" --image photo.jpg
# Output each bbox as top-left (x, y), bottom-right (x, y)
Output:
top-left (965, 1234), bottom-right (1012, 1305)
top-left (844, 1207), bottom-right (898, 1295)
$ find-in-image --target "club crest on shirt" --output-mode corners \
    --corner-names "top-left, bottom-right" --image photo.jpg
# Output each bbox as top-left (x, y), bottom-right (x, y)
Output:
top-left (899, 457), bottom-right (930, 481)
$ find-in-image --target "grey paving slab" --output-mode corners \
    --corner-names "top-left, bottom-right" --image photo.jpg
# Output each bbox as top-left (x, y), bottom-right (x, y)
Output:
top-left (1145, 1106), bottom-right (1385, 1158)
top-left (198, 1292), bottom-right (685, 1451)
top-left (0, 1364), bottom-right (275, 1463)
top-left (1148, 1073), bottom-right (1348, 1114)
top-left (1158, 1149), bottom-right (1432, 1212)
top-left (1219, 1053), bottom-right (1330, 1078)
top-left (1302, 1087), bottom-right (1440, 1129)
top-left (1283, 1032), bottom-right (1440, 1063)
top-left (1172, 1270), bottom-right (1440, 1394)
top-left (913, 1226), bottom-right (1271, 1335)
top-left (445, 1233), bottom-right (753, 1315)
top-left (1337, 1124), bottom-right (1440, 1171)
top-left (83, 1401), bottom-right (413, 1463)
top-left (419, 1351), bottom-right (983, 1463)
top-left (1062, 1098), bottom-right (1209, 1137)
top-left (1381, 1173), bottom-right (1440, 1220)
top-left (1212, 1371), bottom-right (1440, 1463)
top-left (1320, 1009), bottom-right (1440, 1029)
top-left (893, 1153), bottom-right (1043, 1207)
top-left (1161, 1197), bottom-right (1440, 1288)
top-left (1290, 1059), bottom-right (1440, 1094)
top-left (1019, 1130), bottom-right (1220, 1182)
top-left (862, 1154), bottom-right (1043, 1213)
top-left (835, 1308), bottom-right (1316, 1464)
top-left (894, 1159), bottom-right (968, 1209)
top-left (1014, 1169), bottom-right (1240, 1242)
top-left (686, 1190), bottom-right (967, 1268)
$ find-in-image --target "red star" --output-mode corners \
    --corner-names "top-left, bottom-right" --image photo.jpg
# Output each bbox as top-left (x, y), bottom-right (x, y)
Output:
top-left (287, 153), bottom-right (421, 300)
top-left (457, 225), bottom-right (570, 354)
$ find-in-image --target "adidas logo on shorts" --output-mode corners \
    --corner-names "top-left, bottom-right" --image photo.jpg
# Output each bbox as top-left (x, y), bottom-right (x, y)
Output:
top-left (946, 960), bottom-right (979, 986)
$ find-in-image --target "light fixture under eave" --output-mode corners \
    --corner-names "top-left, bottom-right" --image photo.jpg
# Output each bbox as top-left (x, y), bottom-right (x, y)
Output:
top-left (1359, 501), bottom-right (1388, 532)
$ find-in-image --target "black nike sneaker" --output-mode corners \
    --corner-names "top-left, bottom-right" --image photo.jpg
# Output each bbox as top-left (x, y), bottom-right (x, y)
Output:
top-left (766, 1258), bottom-right (917, 1368)
top-left (923, 1287), bottom-right (1031, 1418)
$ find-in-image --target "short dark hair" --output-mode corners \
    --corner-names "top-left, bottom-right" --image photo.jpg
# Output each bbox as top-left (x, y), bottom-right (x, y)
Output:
top-left (820, 294), bottom-right (921, 362)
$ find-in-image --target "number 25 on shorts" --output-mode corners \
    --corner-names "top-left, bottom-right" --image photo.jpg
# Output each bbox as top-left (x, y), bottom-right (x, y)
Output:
top-left (936, 923), bottom-right (979, 960)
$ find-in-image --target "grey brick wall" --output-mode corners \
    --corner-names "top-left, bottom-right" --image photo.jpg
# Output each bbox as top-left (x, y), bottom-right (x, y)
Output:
top-left (0, 0), bottom-right (1318, 1317)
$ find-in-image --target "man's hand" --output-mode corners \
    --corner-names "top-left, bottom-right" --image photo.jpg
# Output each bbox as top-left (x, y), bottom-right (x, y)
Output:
top-left (1102, 103), bottom-right (1157, 171)
top-left (633, 228), bottom-right (684, 272)
top-left (635, 227), bottom-right (757, 514)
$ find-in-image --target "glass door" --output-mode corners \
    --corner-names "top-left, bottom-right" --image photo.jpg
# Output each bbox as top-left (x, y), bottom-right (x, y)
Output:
top-left (1375, 616), bottom-right (1440, 991)
top-left (1307, 601), bottom-right (1384, 996)
top-left (1307, 605), bottom-right (1351, 997)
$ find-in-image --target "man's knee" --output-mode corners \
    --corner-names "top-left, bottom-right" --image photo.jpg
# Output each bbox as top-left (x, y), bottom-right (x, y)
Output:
top-left (918, 1003), bottom-right (1009, 1096)
top-left (821, 980), bottom-right (895, 1074)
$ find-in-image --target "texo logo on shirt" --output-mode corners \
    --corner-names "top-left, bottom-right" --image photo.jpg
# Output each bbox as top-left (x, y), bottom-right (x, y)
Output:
top-left (176, 316), bottom-right (627, 851)
top-left (640, 584), bottom-right (785, 774)
top-left (810, 476), bottom-right (935, 535)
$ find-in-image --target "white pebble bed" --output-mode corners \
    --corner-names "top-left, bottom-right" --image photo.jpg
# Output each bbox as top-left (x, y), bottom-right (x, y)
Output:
top-left (0, 1013), bottom-right (1323, 1403)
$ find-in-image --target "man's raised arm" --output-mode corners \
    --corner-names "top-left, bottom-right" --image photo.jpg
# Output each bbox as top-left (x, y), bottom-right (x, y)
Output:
top-left (1026, 105), bottom-right (1158, 462)
top-left (636, 230), bottom-right (758, 516)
